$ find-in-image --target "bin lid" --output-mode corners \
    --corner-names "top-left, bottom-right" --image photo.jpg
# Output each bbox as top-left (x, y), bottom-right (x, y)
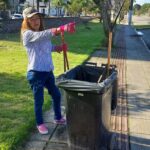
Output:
top-left (56, 71), bottom-right (117, 93)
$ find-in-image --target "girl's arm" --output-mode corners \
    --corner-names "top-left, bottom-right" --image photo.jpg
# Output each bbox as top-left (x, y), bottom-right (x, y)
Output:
top-left (23, 28), bottom-right (60, 46)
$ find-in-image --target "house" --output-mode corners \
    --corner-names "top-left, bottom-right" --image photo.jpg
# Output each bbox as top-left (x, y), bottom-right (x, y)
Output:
top-left (25, 0), bottom-right (65, 16)
top-left (8, 0), bottom-right (25, 13)
top-left (8, 0), bottom-right (66, 16)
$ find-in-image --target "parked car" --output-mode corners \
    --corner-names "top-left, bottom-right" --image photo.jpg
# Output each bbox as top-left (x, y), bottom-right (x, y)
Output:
top-left (11, 13), bottom-right (23, 19)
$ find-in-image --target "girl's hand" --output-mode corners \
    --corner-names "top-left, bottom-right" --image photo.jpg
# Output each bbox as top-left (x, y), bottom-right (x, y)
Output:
top-left (54, 45), bottom-right (63, 53)
top-left (51, 28), bottom-right (61, 36)
top-left (62, 43), bottom-right (68, 52)
top-left (57, 22), bottom-right (75, 33)
top-left (54, 43), bottom-right (68, 53)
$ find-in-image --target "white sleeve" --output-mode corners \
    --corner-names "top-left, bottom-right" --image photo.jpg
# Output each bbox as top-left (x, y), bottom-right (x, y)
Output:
top-left (23, 29), bottom-right (52, 46)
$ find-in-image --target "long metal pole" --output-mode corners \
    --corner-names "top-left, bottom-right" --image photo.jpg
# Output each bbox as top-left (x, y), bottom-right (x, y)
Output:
top-left (128, 0), bottom-right (134, 25)
top-left (33, 0), bottom-right (34, 8)
top-left (37, 0), bottom-right (39, 11)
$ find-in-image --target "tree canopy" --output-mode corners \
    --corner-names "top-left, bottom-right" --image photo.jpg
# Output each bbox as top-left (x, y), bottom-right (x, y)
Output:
top-left (0, 0), bottom-right (9, 10)
top-left (51, 0), bottom-right (97, 16)
top-left (134, 3), bottom-right (150, 15)
top-left (140, 3), bottom-right (150, 14)
top-left (93, 0), bottom-right (130, 37)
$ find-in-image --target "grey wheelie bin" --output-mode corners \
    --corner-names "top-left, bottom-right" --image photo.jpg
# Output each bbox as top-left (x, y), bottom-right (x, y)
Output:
top-left (56, 63), bottom-right (118, 150)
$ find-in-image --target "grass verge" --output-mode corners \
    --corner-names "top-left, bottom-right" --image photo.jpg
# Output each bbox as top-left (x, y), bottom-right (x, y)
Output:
top-left (134, 25), bottom-right (150, 29)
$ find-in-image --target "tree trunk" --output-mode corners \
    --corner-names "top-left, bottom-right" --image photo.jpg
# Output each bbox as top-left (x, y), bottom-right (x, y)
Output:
top-left (93, 0), bottom-right (111, 37)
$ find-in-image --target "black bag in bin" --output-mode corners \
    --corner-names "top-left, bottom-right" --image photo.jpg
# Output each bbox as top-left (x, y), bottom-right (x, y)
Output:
top-left (57, 63), bottom-right (118, 110)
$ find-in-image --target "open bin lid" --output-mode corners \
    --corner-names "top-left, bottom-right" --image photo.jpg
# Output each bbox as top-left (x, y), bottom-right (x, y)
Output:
top-left (56, 65), bottom-right (117, 94)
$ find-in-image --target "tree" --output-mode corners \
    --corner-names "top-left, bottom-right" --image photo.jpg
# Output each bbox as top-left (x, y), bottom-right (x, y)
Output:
top-left (133, 4), bottom-right (141, 15)
top-left (93, 0), bottom-right (112, 36)
top-left (134, 4), bottom-right (141, 10)
top-left (121, 0), bottom-right (130, 16)
top-left (51, 0), bottom-right (97, 16)
top-left (68, 0), bottom-right (82, 16)
top-left (51, 0), bottom-right (66, 16)
top-left (140, 3), bottom-right (150, 15)
top-left (93, 0), bottom-right (130, 38)
top-left (118, 0), bottom-right (130, 22)
top-left (80, 0), bottom-right (98, 16)
top-left (0, 0), bottom-right (10, 20)
top-left (133, 3), bottom-right (150, 15)
top-left (0, 0), bottom-right (5, 10)
top-left (0, 0), bottom-right (9, 10)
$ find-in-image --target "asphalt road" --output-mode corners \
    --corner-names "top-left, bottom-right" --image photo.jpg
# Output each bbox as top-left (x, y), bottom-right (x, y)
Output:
top-left (84, 15), bottom-right (150, 50)
top-left (131, 15), bottom-right (150, 49)
top-left (137, 29), bottom-right (150, 49)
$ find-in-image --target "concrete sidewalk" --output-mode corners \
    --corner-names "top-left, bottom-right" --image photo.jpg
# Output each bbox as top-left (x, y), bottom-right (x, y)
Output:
top-left (21, 25), bottom-right (150, 150)
top-left (125, 26), bottom-right (150, 150)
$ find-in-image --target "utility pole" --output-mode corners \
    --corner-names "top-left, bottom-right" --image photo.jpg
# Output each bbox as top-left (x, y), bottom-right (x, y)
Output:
top-left (13, 0), bottom-right (15, 12)
top-left (128, 0), bottom-right (134, 25)
top-left (33, 0), bottom-right (34, 8)
top-left (48, 0), bottom-right (51, 16)
top-left (37, 0), bottom-right (39, 11)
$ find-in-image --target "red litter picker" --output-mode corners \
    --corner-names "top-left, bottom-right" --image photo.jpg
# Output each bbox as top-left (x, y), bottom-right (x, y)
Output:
top-left (57, 22), bottom-right (76, 72)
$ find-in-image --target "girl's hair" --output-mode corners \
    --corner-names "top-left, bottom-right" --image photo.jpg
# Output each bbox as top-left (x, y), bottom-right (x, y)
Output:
top-left (21, 14), bottom-right (44, 35)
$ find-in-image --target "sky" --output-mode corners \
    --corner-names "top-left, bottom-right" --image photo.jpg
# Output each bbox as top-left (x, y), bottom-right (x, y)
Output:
top-left (134, 0), bottom-right (150, 5)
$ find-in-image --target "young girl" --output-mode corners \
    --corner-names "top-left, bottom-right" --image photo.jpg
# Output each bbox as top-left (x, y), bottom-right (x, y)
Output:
top-left (21, 7), bottom-right (66, 135)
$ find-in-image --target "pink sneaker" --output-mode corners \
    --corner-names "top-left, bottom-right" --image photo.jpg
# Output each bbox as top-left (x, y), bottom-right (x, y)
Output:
top-left (37, 124), bottom-right (48, 134)
top-left (54, 117), bottom-right (66, 125)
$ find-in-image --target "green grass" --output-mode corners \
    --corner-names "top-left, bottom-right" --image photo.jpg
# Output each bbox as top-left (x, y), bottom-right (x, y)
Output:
top-left (134, 25), bottom-right (150, 29)
top-left (0, 21), bottom-right (106, 150)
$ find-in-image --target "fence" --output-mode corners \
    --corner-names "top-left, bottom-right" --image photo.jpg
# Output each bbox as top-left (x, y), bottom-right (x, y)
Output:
top-left (0, 17), bottom-right (82, 33)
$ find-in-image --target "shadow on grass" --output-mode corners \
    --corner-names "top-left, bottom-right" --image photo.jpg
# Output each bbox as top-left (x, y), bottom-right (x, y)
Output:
top-left (0, 32), bottom-right (21, 43)
top-left (0, 72), bottom-right (51, 150)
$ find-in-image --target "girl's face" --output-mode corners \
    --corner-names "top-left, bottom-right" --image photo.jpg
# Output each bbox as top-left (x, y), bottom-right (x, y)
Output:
top-left (28, 14), bottom-right (41, 31)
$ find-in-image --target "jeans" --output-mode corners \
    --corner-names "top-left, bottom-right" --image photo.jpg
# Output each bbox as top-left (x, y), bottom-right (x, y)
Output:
top-left (27, 70), bottom-right (62, 125)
